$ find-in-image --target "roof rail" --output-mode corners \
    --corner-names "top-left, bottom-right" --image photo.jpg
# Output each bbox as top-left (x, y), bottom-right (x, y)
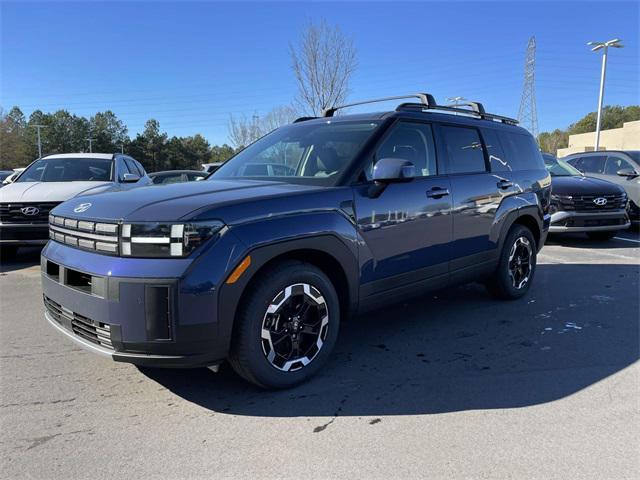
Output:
top-left (397, 100), bottom-right (518, 125)
top-left (322, 93), bottom-right (437, 117)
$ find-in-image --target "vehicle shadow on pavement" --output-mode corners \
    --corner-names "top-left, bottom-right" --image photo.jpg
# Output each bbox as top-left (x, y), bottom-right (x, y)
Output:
top-left (0, 247), bottom-right (42, 273)
top-left (143, 262), bottom-right (639, 418)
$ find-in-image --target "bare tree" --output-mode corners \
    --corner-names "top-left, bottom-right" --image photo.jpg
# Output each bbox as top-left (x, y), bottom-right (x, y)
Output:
top-left (228, 113), bottom-right (262, 150)
top-left (290, 19), bottom-right (358, 116)
top-left (227, 106), bottom-right (298, 149)
top-left (260, 105), bottom-right (298, 134)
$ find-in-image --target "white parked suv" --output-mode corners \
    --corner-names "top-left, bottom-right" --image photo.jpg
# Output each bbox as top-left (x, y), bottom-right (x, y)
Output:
top-left (0, 153), bottom-right (151, 257)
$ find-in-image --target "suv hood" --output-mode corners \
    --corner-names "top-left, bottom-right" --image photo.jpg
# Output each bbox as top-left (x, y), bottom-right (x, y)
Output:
top-left (0, 181), bottom-right (114, 203)
top-left (551, 175), bottom-right (623, 196)
top-left (51, 179), bottom-right (328, 222)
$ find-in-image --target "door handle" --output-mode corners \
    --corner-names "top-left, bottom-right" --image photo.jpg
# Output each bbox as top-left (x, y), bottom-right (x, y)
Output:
top-left (426, 187), bottom-right (450, 199)
top-left (497, 179), bottom-right (513, 189)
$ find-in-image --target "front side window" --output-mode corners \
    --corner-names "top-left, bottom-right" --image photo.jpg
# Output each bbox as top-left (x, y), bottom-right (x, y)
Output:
top-left (17, 158), bottom-right (113, 183)
top-left (441, 126), bottom-right (486, 174)
top-left (605, 156), bottom-right (634, 175)
top-left (366, 121), bottom-right (437, 179)
top-left (212, 121), bottom-right (380, 186)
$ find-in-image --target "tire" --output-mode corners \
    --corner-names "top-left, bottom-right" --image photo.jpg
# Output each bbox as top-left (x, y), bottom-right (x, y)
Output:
top-left (486, 224), bottom-right (537, 300)
top-left (228, 260), bottom-right (340, 389)
top-left (0, 246), bottom-right (18, 261)
top-left (586, 230), bottom-right (617, 241)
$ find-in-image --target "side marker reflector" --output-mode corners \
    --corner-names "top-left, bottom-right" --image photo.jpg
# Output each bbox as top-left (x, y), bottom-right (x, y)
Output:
top-left (226, 256), bottom-right (251, 284)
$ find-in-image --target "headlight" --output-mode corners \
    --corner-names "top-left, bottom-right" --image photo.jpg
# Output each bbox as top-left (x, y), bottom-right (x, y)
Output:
top-left (120, 221), bottom-right (225, 258)
top-left (550, 193), bottom-right (572, 202)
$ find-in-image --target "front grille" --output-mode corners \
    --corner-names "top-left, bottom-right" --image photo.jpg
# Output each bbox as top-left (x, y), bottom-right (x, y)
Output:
top-left (49, 215), bottom-right (119, 255)
top-left (44, 295), bottom-right (113, 350)
top-left (0, 202), bottom-right (60, 224)
top-left (572, 193), bottom-right (627, 212)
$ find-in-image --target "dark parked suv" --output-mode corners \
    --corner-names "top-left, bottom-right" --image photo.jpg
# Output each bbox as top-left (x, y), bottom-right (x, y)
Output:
top-left (41, 94), bottom-right (551, 388)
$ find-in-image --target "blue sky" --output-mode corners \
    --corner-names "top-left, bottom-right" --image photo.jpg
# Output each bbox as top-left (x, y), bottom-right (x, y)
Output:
top-left (2, 1), bottom-right (638, 145)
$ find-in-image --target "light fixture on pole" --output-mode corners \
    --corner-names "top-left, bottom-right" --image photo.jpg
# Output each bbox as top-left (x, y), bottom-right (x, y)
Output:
top-left (587, 38), bottom-right (624, 151)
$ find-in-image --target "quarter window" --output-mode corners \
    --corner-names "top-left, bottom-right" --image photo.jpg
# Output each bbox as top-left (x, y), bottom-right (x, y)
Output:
top-left (497, 132), bottom-right (544, 171)
top-left (441, 126), bottom-right (486, 174)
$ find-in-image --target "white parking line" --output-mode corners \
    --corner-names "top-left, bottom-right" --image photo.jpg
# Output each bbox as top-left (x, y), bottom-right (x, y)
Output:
top-left (614, 237), bottom-right (640, 244)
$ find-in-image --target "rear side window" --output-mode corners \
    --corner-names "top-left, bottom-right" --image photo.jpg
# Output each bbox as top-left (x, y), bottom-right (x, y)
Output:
top-left (578, 155), bottom-right (606, 173)
top-left (441, 126), bottom-right (486, 174)
top-left (497, 132), bottom-right (544, 171)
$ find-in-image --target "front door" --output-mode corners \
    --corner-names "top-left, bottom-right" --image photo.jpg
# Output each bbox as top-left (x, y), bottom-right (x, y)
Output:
top-left (354, 121), bottom-right (453, 298)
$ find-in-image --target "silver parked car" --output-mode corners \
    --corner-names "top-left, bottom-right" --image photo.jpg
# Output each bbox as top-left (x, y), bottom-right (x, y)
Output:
top-left (0, 153), bottom-right (151, 257)
top-left (563, 151), bottom-right (640, 226)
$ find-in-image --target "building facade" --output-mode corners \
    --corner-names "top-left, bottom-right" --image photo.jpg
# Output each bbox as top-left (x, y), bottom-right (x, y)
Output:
top-left (557, 120), bottom-right (640, 157)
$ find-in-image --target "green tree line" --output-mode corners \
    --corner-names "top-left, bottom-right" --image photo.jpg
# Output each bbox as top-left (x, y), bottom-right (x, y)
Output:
top-left (538, 105), bottom-right (640, 154)
top-left (0, 106), bottom-right (236, 171)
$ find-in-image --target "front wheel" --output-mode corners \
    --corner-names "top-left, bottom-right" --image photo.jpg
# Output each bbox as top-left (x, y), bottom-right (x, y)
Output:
top-left (486, 225), bottom-right (537, 300)
top-left (228, 260), bottom-right (340, 389)
top-left (586, 230), bottom-right (617, 241)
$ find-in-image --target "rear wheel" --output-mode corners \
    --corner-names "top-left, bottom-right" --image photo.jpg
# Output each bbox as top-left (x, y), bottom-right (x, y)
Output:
top-left (228, 260), bottom-right (340, 389)
top-left (486, 225), bottom-right (537, 300)
top-left (586, 230), bottom-right (617, 241)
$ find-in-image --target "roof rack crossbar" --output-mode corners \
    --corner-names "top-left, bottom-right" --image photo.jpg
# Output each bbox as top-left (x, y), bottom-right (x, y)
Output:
top-left (322, 93), bottom-right (436, 117)
top-left (396, 102), bottom-right (518, 125)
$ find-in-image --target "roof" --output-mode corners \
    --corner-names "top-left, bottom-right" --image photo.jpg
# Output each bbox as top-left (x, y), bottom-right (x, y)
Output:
top-left (42, 153), bottom-right (115, 160)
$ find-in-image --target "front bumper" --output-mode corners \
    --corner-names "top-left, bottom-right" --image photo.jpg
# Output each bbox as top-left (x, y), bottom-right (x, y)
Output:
top-left (0, 223), bottom-right (49, 246)
top-left (40, 235), bottom-right (244, 368)
top-left (549, 210), bottom-right (630, 233)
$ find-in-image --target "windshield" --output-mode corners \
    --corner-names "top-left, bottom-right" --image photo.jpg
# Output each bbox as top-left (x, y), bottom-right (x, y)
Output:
top-left (543, 155), bottom-right (582, 177)
top-left (17, 158), bottom-right (114, 183)
top-left (212, 120), bottom-right (381, 185)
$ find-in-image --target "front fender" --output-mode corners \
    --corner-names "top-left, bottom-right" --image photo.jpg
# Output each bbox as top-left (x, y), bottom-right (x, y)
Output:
top-left (213, 211), bottom-right (360, 357)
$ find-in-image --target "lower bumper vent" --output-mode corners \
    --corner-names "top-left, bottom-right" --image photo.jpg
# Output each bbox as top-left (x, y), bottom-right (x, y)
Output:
top-left (44, 295), bottom-right (113, 350)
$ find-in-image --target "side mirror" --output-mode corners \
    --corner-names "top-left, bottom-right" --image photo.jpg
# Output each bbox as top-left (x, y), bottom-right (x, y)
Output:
top-left (122, 173), bottom-right (141, 183)
top-left (617, 168), bottom-right (638, 178)
top-left (372, 158), bottom-right (416, 183)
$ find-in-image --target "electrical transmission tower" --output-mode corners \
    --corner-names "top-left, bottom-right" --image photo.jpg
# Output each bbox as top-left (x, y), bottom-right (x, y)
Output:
top-left (518, 36), bottom-right (539, 139)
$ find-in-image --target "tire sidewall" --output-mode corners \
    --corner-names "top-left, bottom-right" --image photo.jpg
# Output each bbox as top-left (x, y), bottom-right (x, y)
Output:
top-left (238, 264), bottom-right (340, 389)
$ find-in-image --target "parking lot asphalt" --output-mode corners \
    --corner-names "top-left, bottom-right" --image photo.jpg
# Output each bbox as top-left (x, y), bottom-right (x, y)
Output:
top-left (1, 231), bottom-right (638, 480)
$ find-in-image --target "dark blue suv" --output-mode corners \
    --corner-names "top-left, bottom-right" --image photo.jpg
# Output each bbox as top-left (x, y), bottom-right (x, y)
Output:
top-left (41, 94), bottom-right (551, 388)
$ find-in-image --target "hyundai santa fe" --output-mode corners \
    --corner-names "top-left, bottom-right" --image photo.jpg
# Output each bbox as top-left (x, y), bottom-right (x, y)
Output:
top-left (41, 94), bottom-right (551, 389)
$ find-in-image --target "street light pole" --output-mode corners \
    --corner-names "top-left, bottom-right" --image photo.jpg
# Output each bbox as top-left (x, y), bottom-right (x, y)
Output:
top-left (33, 125), bottom-right (46, 158)
top-left (587, 38), bottom-right (624, 151)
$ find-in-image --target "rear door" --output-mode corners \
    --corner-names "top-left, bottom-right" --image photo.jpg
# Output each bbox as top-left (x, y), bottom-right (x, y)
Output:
top-left (437, 124), bottom-right (503, 275)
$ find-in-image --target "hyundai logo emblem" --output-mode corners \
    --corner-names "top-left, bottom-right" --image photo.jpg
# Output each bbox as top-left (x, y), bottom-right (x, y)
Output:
top-left (21, 206), bottom-right (40, 216)
top-left (593, 197), bottom-right (608, 206)
top-left (73, 202), bottom-right (92, 213)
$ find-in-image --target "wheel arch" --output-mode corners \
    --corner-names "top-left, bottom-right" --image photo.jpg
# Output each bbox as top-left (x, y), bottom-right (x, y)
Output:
top-left (217, 235), bottom-right (359, 358)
